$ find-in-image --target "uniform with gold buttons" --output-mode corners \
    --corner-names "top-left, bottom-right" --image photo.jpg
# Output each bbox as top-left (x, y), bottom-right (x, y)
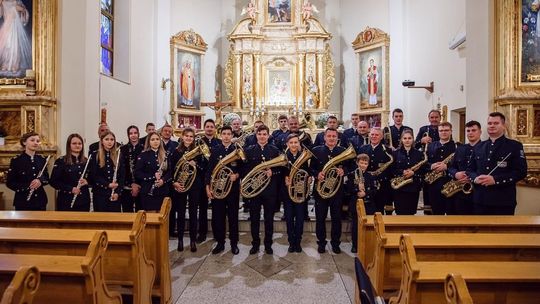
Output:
top-left (426, 140), bottom-right (457, 215)
top-left (6, 153), bottom-right (50, 210)
top-left (88, 150), bottom-right (125, 212)
top-left (50, 155), bottom-right (90, 211)
top-left (447, 143), bottom-right (475, 215)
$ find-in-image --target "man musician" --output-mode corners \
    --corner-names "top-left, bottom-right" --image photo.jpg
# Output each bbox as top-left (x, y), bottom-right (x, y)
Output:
top-left (342, 113), bottom-right (361, 146)
top-left (314, 115), bottom-right (344, 147)
top-left (272, 114), bottom-right (289, 140)
top-left (275, 116), bottom-right (313, 151)
top-left (415, 109), bottom-right (441, 150)
top-left (383, 108), bottom-right (413, 150)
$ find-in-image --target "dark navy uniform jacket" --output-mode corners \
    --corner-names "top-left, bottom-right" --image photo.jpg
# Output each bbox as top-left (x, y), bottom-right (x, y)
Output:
top-left (163, 139), bottom-right (179, 155)
top-left (345, 168), bottom-right (377, 203)
top-left (170, 145), bottom-right (207, 191)
top-left (281, 149), bottom-right (313, 202)
top-left (392, 147), bottom-right (427, 192)
top-left (205, 143), bottom-right (241, 188)
top-left (358, 143), bottom-right (394, 182)
top-left (313, 131), bottom-right (345, 147)
top-left (342, 127), bottom-right (360, 147)
top-left (310, 144), bottom-right (355, 199)
top-left (427, 140), bottom-right (457, 182)
top-left (241, 143), bottom-right (282, 196)
top-left (383, 125), bottom-right (413, 149)
top-left (349, 135), bottom-right (371, 153)
top-left (243, 133), bottom-right (275, 149)
top-left (415, 125), bottom-right (440, 150)
top-left (89, 150), bottom-right (125, 197)
top-left (6, 153), bottom-right (50, 209)
top-left (466, 136), bottom-right (527, 207)
top-left (275, 130), bottom-right (313, 151)
top-left (134, 149), bottom-right (172, 196)
top-left (121, 142), bottom-right (144, 189)
top-left (50, 155), bottom-right (91, 210)
top-left (200, 136), bottom-right (221, 148)
top-left (448, 143), bottom-right (475, 179)
top-left (271, 129), bottom-right (288, 141)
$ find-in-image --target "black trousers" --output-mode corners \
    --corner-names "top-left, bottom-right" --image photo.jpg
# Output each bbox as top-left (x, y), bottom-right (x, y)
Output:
top-left (428, 179), bottom-right (454, 215)
top-left (394, 191), bottom-right (420, 215)
top-left (198, 187), bottom-right (209, 238)
top-left (249, 192), bottom-right (276, 247)
top-left (119, 189), bottom-right (139, 213)
top-left (93, 193), bottom-right (122, 212)
top-left (284, 199), bottom-right (306, 246)
top-left (374, 181), bottom-right (392, 213)
top-left (454, 193), bottom-right (474, 215)
top-left (315, 194), bottom-right (342, 247)
top-left (211, 190), bottom-right (240, 245)
top-left (474, 204), bottom-right (516, 215)
top-left (172, 186), bottom-right (201, 243)
top-left (348, 197), bottom-right (374, 249)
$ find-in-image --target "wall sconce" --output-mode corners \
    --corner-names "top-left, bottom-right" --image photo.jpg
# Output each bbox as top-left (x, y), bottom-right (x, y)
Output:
top-left (161, 78), bottom-right (172, 90)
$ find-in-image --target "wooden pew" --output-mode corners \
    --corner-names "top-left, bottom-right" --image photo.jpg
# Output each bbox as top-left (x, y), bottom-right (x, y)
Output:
top-left (0, 198), bottom-right (172, 304)
top-left (445, 273), bottom-right (473, 304)
top-left (0, 231), bottom-right (122, 304)
top-left (0, 266), bottom-right (40, 304)
top-left (388, 234), bottom-right (540, 304)
top-left (0, 212), bottom-right (155, 304)
top-left (356, 202), bottom-right (540, 266)
top-left (368, 213), bottom-right (540, 295)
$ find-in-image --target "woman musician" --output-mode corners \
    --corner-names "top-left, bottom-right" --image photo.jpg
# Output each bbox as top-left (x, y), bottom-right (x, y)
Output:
top-left (50, 133), bottom-right (91, 211)
top-left (6, 132), bottom-right (50, 211)
top-left (89, 131), bottom-right (124, 212)
top-left (120, 125), bottom-right (144, 212)
top-left (391, 130), bottom-right (427, 215)
top-left (134, 131), bottom-right (171, 212)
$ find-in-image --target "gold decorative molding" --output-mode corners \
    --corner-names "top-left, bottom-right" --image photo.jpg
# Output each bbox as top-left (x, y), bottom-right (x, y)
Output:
top-left (224, 48), bottom-right (234, 101)
top-left (322, 44), bottom-right (335, 109)
top-left (170, 29), bottom-right (208, 52)
top-left (352, 26), bottom-right (390, 50)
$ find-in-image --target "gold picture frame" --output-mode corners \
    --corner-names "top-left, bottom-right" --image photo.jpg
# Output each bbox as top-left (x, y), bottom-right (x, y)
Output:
top-left (265, 0), bottom-right (294, 26)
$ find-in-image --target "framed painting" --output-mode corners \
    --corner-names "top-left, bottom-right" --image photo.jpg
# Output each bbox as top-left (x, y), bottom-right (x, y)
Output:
top-left (0, 0), bottom-right (33, 79)
top-left (175, 50), bottom-right (201, 109)
top-left (265, 0), bottom-right (293, 25)
top-left (266, 68), bottom-right (294, 106)
top-left (359, 113), bottom-right (381, 128)
top-left (520, 0), bottom-right (540, 85)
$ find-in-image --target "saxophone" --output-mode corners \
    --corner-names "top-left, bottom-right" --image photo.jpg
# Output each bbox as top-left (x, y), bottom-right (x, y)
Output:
top-left (424, 152), bottom-right (455, 184)
top-left (241, 154), bottom-right (288, 198)
top-left (173, 141), bottom-right (211, 192)
top-left (390, 148), bottom-right (428, 190)
top-left (287, 148), bottom-right (314, 203)
top-left (316, 145), bottom-right (357, 199)
top-left (441, 179), bottom-right (473, 197)
top-left (368, 146), bottom-right (394, 177)
top-left (210, 143), bottom-right (246, 199)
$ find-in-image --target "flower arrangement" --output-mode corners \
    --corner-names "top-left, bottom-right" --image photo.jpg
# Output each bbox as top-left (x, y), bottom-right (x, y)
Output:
top-left (315, 112), bottom-right (330, 128)
top-left (223, 113), bottom-right (241, 126)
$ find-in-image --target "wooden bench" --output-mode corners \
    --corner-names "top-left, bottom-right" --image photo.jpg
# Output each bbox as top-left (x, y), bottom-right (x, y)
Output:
top-left (445, 273), bottom-right (473, 304)
top-left (356, 202), bottom-right (540, 266)
top-left (388, 234), bottom-right (540, 304)
top-left (0, 211), bottom-right (155, 304)
top-left (0, 266), bottom-right (40, 304)
top-left (0, 231), bottom-right (122, 304)
top-left (0, 198), bottom-right (172, 304)
top-left (368, 213), bottom-right (540, 295)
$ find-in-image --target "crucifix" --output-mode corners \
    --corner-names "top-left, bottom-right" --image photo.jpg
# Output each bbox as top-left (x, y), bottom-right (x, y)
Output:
top-left (201, 100), bottom-right (233, 127)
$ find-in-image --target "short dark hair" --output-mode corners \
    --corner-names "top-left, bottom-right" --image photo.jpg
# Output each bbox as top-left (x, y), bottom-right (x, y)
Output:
top-left (392, 108), bottom-right (404, 116)
top-left (256, 125), bottom-right (270, 134)
top-left (287, 133), bottom-right (299, 142)
top-left (221, 125), bottom-right (232, 133)
top-left (204, 119), bottom-right (215, 127)
top-left (357, 153), bottom-right (370, 162)
top-left (351, 113), bottom-right (359, 118)
top-left (20, 132), bottom-right (39, 147)
top-left (278, 115), bottom-right (288, 121)
top-left (126, 125), bottom-right (139, 136)
top-left (465, 120), bottom-right (481, 129)
top-left (439, 122), bottom-right (453, 129)
top-left (327, 115), bottom-right (338, 121)
top-left (254, 120), bottom-right (265, 126)
top-left (428, 109), bottom-right (441, 117)
top-left (489, 112), bottom-right (506, 123)
top-left (145, 122), bottom-right (155, 128)
top-left (324, 127), bottom-right (338, 134)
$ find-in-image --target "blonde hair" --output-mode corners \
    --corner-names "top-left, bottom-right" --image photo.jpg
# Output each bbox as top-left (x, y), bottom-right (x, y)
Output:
top-left (98, 131), bottom-right (118, 168)
top-left (145, 132), bottom-right (167, 171)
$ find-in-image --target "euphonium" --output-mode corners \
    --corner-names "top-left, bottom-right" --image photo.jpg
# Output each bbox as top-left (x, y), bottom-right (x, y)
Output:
top-left (424, 152), bottom-right (455, 184)
top-left (369, 146), bottom-right (394, 177)
top-left (390, 148), bottom-right (428, 189)
top-left (241, 154), bottom-right (288, 198)
top-left (316, 145), bottom-right (357, 199)
top-left (441, 180), bottom-right (473, 197)
top-left (236, 125), bottom-right (254, 147)
top-left (174, 141), bottom-right (211, 192)
top-left (287, 148), bottom-right (315, 203)
top-left (210, 143), bottom-right (246, 199)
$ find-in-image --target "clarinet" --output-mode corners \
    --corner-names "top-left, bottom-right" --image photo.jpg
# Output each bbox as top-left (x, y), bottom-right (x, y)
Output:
top-left (110, 146), bottom-right (122, 200)
top-left (149, 152), bottom-right (168, 196)
top-left (70, 154), bottom-right (92, 208)
top-left (26, 155), bottom-right (51, 202)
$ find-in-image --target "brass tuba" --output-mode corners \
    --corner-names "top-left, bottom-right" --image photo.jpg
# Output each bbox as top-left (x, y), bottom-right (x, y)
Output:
top-left (441, 180), bottom-right (473, 197)
top-left (316, 145), bottom-right (357, 199)
top-left (368, 146), bottom-right (394, 177)
top-left (390, 148), bottom-right (428, 189)
top-left (241, 154), bottom-right (288, 198)
top-left (287, 148), bottom-right (315, 203)
top-left (235, 125), bottom-right (254, 147)
top-left (210, 143), bottom-right (246, 199)
top-left (424, 152), bottom-right (454, 184)
top-left (173, 141), bottom-right (211, 192)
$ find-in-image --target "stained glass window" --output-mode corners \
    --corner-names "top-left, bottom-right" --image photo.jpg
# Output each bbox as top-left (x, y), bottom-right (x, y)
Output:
top-left (100, 0), bottom-right (114, 76)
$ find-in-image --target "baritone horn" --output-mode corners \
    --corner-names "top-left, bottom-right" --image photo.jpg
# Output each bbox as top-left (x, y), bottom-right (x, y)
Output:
top-left (316, 145), bottom-right (357, 199)
top-left (210, 143), bottom-right (246, 199)
top-left (174, 141), bottom-right (211, 192)
top-left (241, 154), bottom-right (288, 198)
top-left (287, 147), bottom-right (314, 203)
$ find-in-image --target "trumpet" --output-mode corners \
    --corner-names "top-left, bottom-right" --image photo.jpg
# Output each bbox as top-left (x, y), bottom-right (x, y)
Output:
top-left (241, 154), bottom-right (288, 198)
top-left (287, 147), bottom-right (314, 203)
top-left (174, 141), bottom-right (211, 193)
top-left (316, 145), bottom-right (357, 199)
top-left (210, 143), bottom-right (246, 199)
top-left (26, 155), bottom-right (51, 202)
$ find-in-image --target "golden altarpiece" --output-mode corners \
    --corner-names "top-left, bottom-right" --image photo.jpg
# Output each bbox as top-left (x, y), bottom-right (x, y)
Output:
top-left (223, 0), bottom-right (335, 130)
top-left (0, 0), bottom-right (57, 184)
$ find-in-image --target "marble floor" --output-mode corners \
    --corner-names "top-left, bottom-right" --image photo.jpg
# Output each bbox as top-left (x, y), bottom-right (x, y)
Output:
top-left (168, 232), bottom-right (357, 304)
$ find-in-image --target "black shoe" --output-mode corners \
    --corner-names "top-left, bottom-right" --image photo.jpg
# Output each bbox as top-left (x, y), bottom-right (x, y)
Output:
top-left (177, 241), bottom-right (184, 252)
top-left (317, 245), bottom-right (326, 254)
top-left (231, 244), bottom-right (240, 255)
top-left (288, 245), bottom-right (295, 253)
top-left (295, 244), bottom-right (302, 253)
top-left (212, 243), bottom-right (225, 255)
top-left (170, 232), bottom-right (179, 237)
top-left (190, 241), bottom-right (197, 252)
top-left (304, 217), bottom-right (311, 222)
top-left (332, 246), bottom-right (341, 254)
top-left (265, 247), bottom-right (273, 255)
top-left (281, 215), bottom-right (286, 221)
top-left (249, 246), bottom-right (259, 255)
top-left (351, 246), bottom-right (357, 253)
top-left (196, 235), bottom-right (206, 244)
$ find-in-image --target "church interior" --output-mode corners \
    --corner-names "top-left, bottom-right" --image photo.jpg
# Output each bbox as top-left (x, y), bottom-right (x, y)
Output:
top-left (0, 0), bottom-right (540, 303)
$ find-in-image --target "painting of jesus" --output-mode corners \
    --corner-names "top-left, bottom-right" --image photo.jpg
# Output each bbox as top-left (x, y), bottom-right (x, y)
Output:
top-left (0, 0), bottom-right (33, 78)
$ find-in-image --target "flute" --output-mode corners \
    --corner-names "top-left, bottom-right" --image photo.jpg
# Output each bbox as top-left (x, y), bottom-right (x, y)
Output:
top-left (26, 155), bottom-right (51, 202)
top-left (110, 146), bottom-right (122, 200)
top-left (70, 154), bottom-right (92, 208)
top-left (149, 153), bottom-right (168, 196)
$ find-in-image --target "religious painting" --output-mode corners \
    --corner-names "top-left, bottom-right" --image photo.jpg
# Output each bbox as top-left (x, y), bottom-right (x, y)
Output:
top-left (0, 0), bottom-right (33, 78)
top-left (177, 114), bottom-right (202, 130)
top-left (359, 113), bottom-right (381, 128)
top-left (266, 0), bottom-right (293, 24)
top-left (175, 50), bottom-right (201, 110)
top-left (520, 0), bottom-right (540, 85)
top-left (266, 69), bottom-right (293, 106)
top-left (358, 47), bottom-right (384, 109)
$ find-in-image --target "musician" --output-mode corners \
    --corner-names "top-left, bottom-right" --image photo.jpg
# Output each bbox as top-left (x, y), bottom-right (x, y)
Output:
top-left (426, 122), bottom-right (457, 215)
top-left (383, 108), bottom-right (413, 149)
top-left (243, 120), bottom-right (266, 148)
top-left (358, 128), bottom-right (394, 214)
top-left (88, 122), bottom-right (110, 155)
top-left (283, 134), bottom-right (310, 253)
top-left (6, 132), bottom-right (50, 211)
top-left (242, 125), bottom-right (282, 255)
top-left (311, 128), bottom-right (354, 254)
top-left (139, 122), bottom-right (155, 146)
top-left (342, 113), bottom-right (361, 146)
top-left (170, 128), bottom-right (206, 252)
top-left (160, 123), bottom-right (178, 154)
top-left (50, 133), bottom-right (91, 211)
top-left (466, 112), bottom-right (527, 215)
top-left (271, 114), bottom-right (289, 139)
top-left (349, 121), bottom-right (371, 150)
top-left (415, 109), bottom-right (441, 150)
top-left (205, 126), bottom-right (240, 255)
top-left (391, 130), bottom-right (427, 215)
top-left (446, 121), bottom-right (481, 215)
top-left (199, 119), bottom-right (221, 148)
top-left (120, 125), bottom-right (144, 212)
top-left (314, 115), bottom-right (344, 147)
top-left (88, 131), bottom-right (124, 212)
top-left (275, 116), bottom-right (313, 151)
top-left (346, 153), bottom-right (377, 253)
top-left (231, 118), bottom-right (243, 139)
